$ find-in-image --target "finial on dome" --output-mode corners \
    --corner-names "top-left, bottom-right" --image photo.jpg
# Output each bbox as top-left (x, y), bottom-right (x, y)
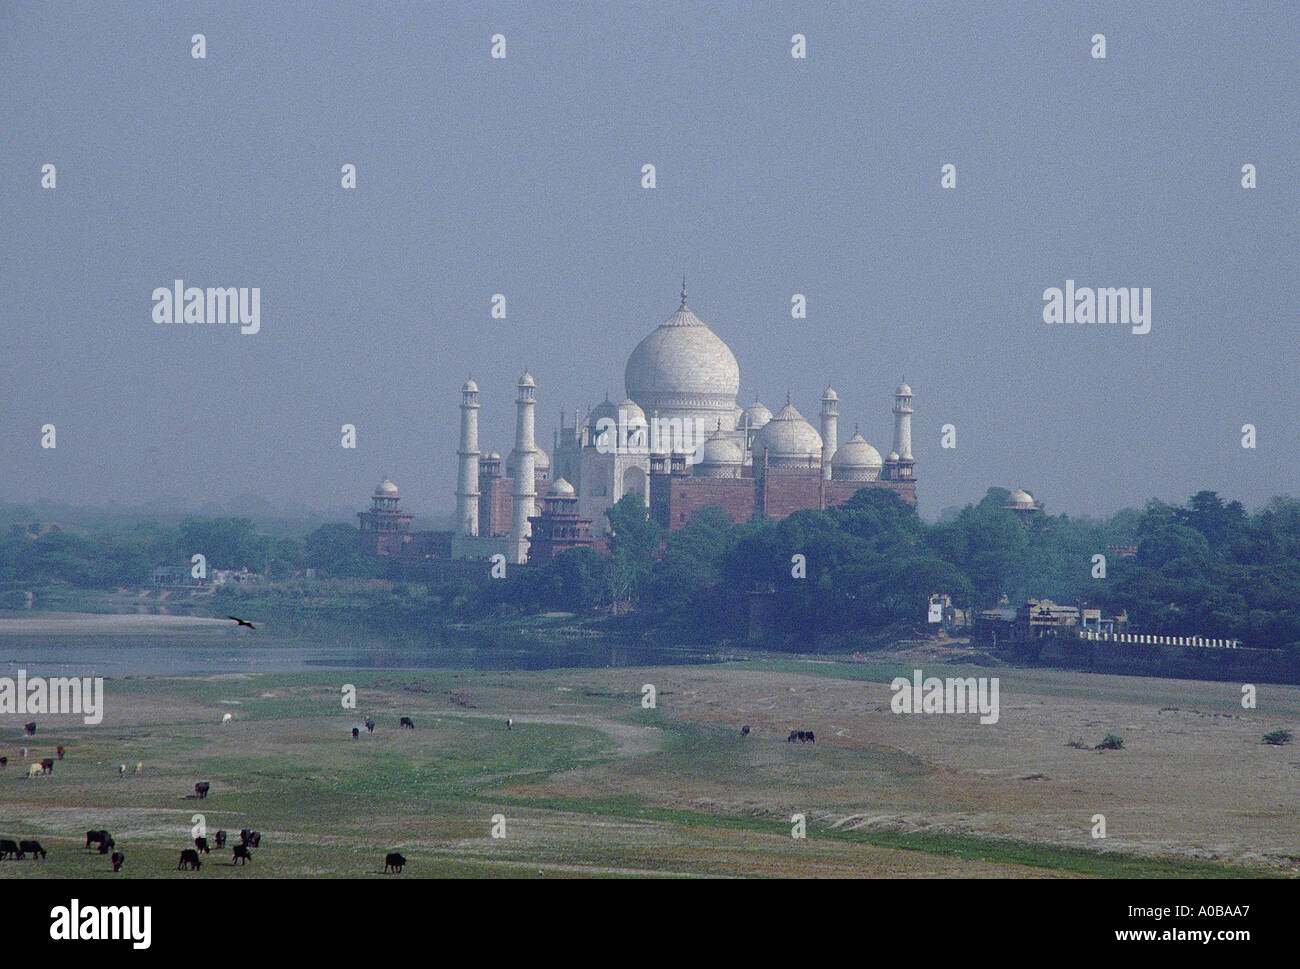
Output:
top-left (680, 275), bottom-right (688, 308)
top-left (786, 391), bottom-right (792, 406)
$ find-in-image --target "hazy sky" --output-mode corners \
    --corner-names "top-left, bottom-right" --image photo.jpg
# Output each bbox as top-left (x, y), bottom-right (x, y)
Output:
top-left (3, 1), bottom-right (1296, 523)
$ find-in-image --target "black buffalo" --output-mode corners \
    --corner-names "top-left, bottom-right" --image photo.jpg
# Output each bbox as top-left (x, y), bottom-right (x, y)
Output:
top-left (352, 727), bottom-right (360, 739)
top-left (111, 851), bottom-right (124, 872)
top-left (384, 852), bottom-right (406, 873)
top-left (787, 730), bottom-right (799, 743)
top-left (85, 830), bottom-right (112, 851)
top-left (0, 757), bottom-right (7, 768)
top-left (98, 837), bottom-right (115, 855)
top-left (178, 849), bottom-right (201, 870)
top-left (194, 837), bottom-right (210, 854)
top-left (239, 829), bottom-right (261, 848)
top-left (0, 840), bottom-right (20, 860)
top-left (40, 758), bottom-right (54, 774)
top-left (194, 781), bottom-right (210, 799)
top-left (22, 722), bottom-right (36, 736)
top-left (56, 745), bottom-right (66, 760)
top-left (19, 840), bottom-right (46, 859)
top-left (232, 844), bottom-right (253, 865)
top-left (214, 830), bottom-right (226, 848)
top-left (740, 725), bottom-right (750, 737)
top-left (399, 717), bottom-right (414, 729)
top-left (364, 717), bottom-right (375, 733)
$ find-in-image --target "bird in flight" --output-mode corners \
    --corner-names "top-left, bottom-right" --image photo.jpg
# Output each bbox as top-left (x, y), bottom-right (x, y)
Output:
top-left (227, 616), bottom-right (256, 629)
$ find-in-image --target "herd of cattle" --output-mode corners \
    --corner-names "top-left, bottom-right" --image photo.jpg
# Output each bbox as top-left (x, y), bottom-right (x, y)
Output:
top-left (5, 707), bottom-right (821, 876)
top-left (1, 715), bottom-right (426, 875)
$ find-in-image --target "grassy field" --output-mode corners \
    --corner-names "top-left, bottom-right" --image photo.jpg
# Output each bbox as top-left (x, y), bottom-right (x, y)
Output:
top-left (1, 652), bottom-right (1297, 878)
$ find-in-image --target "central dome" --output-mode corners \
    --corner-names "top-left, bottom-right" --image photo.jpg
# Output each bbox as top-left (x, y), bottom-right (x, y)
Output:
top-left (624, 290), bottom-right (740, 431)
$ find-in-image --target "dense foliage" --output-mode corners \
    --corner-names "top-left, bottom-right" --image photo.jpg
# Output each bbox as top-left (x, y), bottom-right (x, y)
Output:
top-left (4, 488), bottom-right (1300, 650)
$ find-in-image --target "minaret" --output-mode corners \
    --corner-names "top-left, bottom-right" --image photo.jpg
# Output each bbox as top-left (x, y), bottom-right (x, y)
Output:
top-left (892, 378), bottom-right (914, 479)
top-left (456, 379), bottom-right (480, 536)
top-left (820, 386), bottom-right (838, 480)
top-left (509, 371), bottom-right (537, 564)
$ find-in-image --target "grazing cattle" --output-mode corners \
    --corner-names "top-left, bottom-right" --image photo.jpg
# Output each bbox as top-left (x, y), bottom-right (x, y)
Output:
top-left (178, 849), bottom-right (201, 871)
top-left (384, 852), bottom-right (406, 873)
top-left (399, 717), bottom-right (414, 729)
top-left (507, 717), bottom-right (513, 731)
top-left (40, 758), bottom-right (54, 774)
top-left (56, 745), bottom-right (66, 760)
top-left (787, 730), bottom-right (799, 743)
top-left (222, 713), bottom-right (233, 725)
top-left (118, 764), bottom-right (126, 777)
top-left (135, 762), bottom-right (143, 774)
top-left (111, 851), bottom-right (124, 872)
top-left (194, 781), bottom-right (210, 799)
top-left (23, 722), bottom-right (36, 736)
top-left (238, 829), bottom-right (261, 848)
top-left (352, 727), bottom-right (360, 739)
top-left (98, 838), bottom-right (115, 855)
top-left (194, 837), bottom-right (210, 854)
top-left (26, 763), bottom-right (42, 778)
top-left (239, 828), bottom-right (251, 845)
top-left (19, 840), bottom-right (46, 859)
top-left (215, 830), bottom-right (227, 848)
top-left (740, 725), bottom-right (750, 737)
top-left (232, 844), bottom-right (253, 865)
top-left (0, 840), bottom-right (20, 860)
top-left (0, 756), bottom-right (6, 768)
top-left (86, 830), bottom-right (112, 851)
top-left (807, 731), bottom-right (815, 744)
top-left (364, 717), bottom-right (375, 733)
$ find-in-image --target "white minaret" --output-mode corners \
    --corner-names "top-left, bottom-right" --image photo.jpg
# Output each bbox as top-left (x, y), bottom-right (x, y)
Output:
top-left (456, 379), bottom-right (481, 536)
top-left (820, 386), bottom-right (838, 480)
top-left (892, 378), bottom-right (914, 478)
top-left (509, 371), bottom-right (537, 564)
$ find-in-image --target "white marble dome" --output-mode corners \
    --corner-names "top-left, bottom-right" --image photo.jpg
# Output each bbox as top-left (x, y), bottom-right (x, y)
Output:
top-left (374, 478), bottom-right (400, 496)
top-left (738, 399), bottom-right (773, 430)
top-left (625, 292), bottom-right (740, 430)
top-left (548, 477), bottom-right (575, 496)
top-left (702, 424), bottom-right (743, 465)
top-left (831, 432), bottom-right (883, 481)
top-left (753, 400), bottom-right (823, 468)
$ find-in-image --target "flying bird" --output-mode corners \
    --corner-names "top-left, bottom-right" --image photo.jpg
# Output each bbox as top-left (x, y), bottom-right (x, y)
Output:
top-left (227, 616), bottom-right (256, 629)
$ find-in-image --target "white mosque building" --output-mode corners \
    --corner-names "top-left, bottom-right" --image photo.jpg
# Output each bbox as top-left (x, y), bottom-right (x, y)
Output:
top-left (451, 283), bottom-right (916, 563)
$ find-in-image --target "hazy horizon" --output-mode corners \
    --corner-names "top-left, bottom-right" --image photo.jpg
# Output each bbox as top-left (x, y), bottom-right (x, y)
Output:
top-left (3, 1), bottom-right (1295, 524)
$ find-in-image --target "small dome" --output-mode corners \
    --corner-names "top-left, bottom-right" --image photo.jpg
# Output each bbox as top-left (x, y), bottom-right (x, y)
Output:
top-left (832, 433), bottom-right (882, 469)
top-left (831, 433), bottom-right (882, 481)
top-left (488, 450), bottom-right (501, 461)
top-left (533, 447), bottom-right (550, 470)
top-left (375, 478), bottom-right (399, 496)
top-left (754, 400), bottom-right (823, 461)
top-left (739, 399), bottom-right (773, 430)
top-left (697, 427), bottom-right (743, 467)
top-left (548, 477), bottom-right (575, 496)
top-left (462, 378), bottom-right (478, 393)
top-left (1007, 488), bottom-right (1037, 509)
top-left (518, 371), bottom-right (535, 388)
top-left (887, 450), bottom-right (900, 462)
top-left (823, 386), bottom-right (838, 401)
top-left (586, 397), bottom-right (619, 437)
top-left (619, 398), bottom-right (647, 428)
top-left (896, 380), bottom-right (912, 396)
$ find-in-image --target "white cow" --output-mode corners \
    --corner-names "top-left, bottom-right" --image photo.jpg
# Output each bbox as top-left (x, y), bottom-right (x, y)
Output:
top-left (222, 713), bottom-right (233, 724)
top-left (27, 763), bottom-right (42, 778)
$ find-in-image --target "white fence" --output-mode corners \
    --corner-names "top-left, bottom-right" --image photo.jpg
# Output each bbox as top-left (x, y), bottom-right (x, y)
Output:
top-left (1079, 630), bottom-right (1241, 650)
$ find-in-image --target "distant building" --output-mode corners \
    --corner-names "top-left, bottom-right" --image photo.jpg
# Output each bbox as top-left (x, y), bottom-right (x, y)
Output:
top-left (10, 522), bottom-right (63, 539)
top-left (152, 565), bottom-right (191, 587)
top-left (527, 478), bottom-right (598, 564)
top-left (356, 477), bottom-right (453, 562)
top-left (1004, 489), bottom-right (1040, 515)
